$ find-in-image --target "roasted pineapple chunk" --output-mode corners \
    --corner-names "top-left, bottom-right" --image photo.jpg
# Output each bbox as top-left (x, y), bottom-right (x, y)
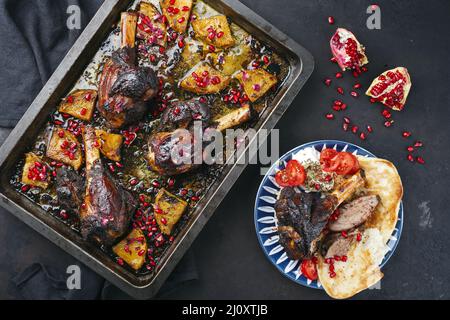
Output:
top-left (95, 129), bottom-right (123, 162)
top-left (160, 0), bottom-right (193, 34)
top-left (137, 2), bottom-right (167, 47)
top-left (46, 127), bottom-right (83, 170)
top-left (181, 38), bottom-right (205, 68)
top-left (179, 62), bottom-right (231, 94)
top-left (58, 89), bottom-right (97, 121)
top-left (21, 153), bottom-right (49, 189)
top-left (192, 15), bottom-right (235, 49)
top-left (154, 188), bottom-right (188, 235)
top-left (235, 68), bottom-right (278, 102)
top-left (113, 228), bottom-right (147, 270)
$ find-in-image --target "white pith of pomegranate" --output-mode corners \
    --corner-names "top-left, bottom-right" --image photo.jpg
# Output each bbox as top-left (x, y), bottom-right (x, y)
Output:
top-left (366, 67), bottom-right (412, 111)
top-left (330, 28), bottom-right (368, 72)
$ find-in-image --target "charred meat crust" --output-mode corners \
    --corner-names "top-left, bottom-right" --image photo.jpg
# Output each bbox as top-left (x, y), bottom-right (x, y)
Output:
top-left (55, 167), bottom-right (85, 213)
top-left (159, 98), bottom-right (211, 131)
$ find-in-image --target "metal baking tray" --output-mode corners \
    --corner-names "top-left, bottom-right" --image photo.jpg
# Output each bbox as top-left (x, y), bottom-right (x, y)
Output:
top-left (0, 0), bottom-right (313, 299)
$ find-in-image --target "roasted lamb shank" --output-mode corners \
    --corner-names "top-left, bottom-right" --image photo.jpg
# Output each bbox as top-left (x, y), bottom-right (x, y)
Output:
top-left (80, 126), bottom-right (136, 245)
top-left (97, 12), bottom-right (158, 128)
top-left (147, 101), bottom-right (253, 176)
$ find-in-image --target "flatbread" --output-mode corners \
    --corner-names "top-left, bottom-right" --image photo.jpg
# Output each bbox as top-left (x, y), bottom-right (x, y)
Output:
top-left (357, 156), bottom-right (403, 243)
top-left (317, 157), bottom-right (403, 299)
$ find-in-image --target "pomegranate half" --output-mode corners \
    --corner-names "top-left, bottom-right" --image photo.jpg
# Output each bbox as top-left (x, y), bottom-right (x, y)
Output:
top-left (366, 67), bottom-right (412, 111)
top-left (330, 28), bottom-right (368, 72)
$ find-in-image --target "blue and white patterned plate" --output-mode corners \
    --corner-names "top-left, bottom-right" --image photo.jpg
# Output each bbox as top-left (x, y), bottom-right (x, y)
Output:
top-left (254, 140), bottom-right (404, 289)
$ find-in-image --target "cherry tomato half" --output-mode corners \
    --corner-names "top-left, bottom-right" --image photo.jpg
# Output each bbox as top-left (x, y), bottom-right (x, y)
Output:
top-left (320, 148), bottom-right (338, 172)
top-left (275, 169), bottom-right (291, 187)
top-left (285, 160), bottom-right (306, 186)
top-left (300, 259), bottom-right (318, 281)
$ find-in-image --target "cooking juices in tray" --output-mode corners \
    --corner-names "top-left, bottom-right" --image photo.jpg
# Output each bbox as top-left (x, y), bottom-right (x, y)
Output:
top-left (9, 0), bottom-right (289, 275)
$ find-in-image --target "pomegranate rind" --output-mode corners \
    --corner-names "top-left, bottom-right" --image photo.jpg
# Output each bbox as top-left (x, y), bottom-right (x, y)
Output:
top-left (365, 67), bottom-right (411, 111)
top-left (330, 28), bottom-right (368, 72)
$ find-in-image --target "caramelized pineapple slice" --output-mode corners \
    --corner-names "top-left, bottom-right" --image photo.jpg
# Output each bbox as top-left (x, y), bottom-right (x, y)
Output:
top-left (95, 129), bottom-right (123, 162)
top-left (160, 0), bottom-right (193, 34)
top-left (21, 153), bottom-right (49, 189)
top-left (181, 38), bottom-right (205, 68)
top-left (137, 2), bottom-right (167, 47)
top-left (234, 68), bottom-right (278, 102)
top-left (179, 62), bottom-right (231, 94)
top-left (154, 188), bottom-right (188, 235)
top-left (192, 15), bottom-right (235, 49)
top-left (46, 128), bottom-right (83, 170)
top-left (58, 89), bottom-right (97, 121)
top-left (113, 228), bottom-right (147, 270)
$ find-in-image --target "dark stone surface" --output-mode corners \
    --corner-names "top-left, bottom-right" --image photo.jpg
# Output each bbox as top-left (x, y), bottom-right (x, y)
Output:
top-left (1, 0), bottom-right (449, 299)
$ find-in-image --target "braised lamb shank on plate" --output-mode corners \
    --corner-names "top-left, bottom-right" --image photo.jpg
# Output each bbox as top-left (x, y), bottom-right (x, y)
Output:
top-left (97, 12), bottom-right (158, 128)
top-left (80, 126), bottom-right (136, 246)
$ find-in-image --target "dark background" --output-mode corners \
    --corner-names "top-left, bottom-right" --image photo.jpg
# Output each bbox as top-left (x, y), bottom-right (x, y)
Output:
top-left (1, 0), bottom-right (449, 299)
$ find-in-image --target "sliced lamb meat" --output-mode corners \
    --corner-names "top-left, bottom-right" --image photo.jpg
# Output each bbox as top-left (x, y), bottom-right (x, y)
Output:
top-left (324, 235), bottom-right (354, 259)
top-left (328, 195), bottom-right (380, 232)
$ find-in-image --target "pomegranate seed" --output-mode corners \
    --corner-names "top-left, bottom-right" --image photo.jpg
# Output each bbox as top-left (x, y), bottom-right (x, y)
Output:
top-left (159, 46), bottom-right (165, 54)
top-left (351, 125), bottom-right (358, 134)
top-left (416, 156), bottom-right (425, 164)
top-left (324, 78), bottom-right (332, 86)
top-left (382, 110), bottom-right (392, 119)
top-left (334, 100), bottom-right (343, 106)
top-left (335, 72), bottom-right (343, 79)
top-left (407, 146), bottom-right (414, 152)
top-left (343, 117), bottom-right (351, 124)
top-left (361, 66), bottom-right (368, 72)
top-left (352, 70), bottom-right (360, 78)
top-left (414, 141), bottom-right (423, 147)
top-left (337, 87), bottom-right (344, 95)
top-left (208, 45), bottom-right (215, 52)
top-left (80, 108), bottom-right (87, 116)
top-left (370, 98), bottom-right (377, 103)
top-left (359, 132), bottom-right (366, 140)
top-left (325, 113), bottom-right (335, 120)
top-left (340, 103), bottom-right (347, 110)
top-left (332, 105), bottom-right (341, 111)
top-left (329, 272), bottom-right (336, 278)
top-left (350, 91), bottom-right (359, 98)
top-left (262, 55), bottom-right (269, 64)
top-left (58, 130), bottom-right (65, 138)
top-left (402, 131), bottom-right (412, 138)
top-left (66, 96), bottom-right (74, 104)
top-left (341, 255), bottom-right (347, 262)
top-left (84, 93), bottom-right (92, 101)
top-left (353, 83), bottom-right (361, 89)
top-left (367, 125), bottom-right (373, 133)
top-left (178, 40), bottom-right (184, 48)
top-left (356, 233), bottom-right (362, 242)
top-left (328, 16), bottom-right (335, 24)
top-left (252, 84), bottom-right (261, 91)
top-left (130, 178), bottom-right (138, 186)
top-left (407, 154), bottom-right (414, 162)
top-left (117, 258), bottom-right (124, 266)
top-left (161, 218), bottom-right (167, 225)
top-left (384, 120), bottom-right (394, 127)
top-left (21, 185), bottom-right (30, 192)
top-left (60, 210), bottom-right (68, 220)
top-left (330, 56), bottom-right (337, 63)
top-left (169, 0), bottom-right (175, 5)
top-left (191, 196), bottom-right (199, 201)
top-left (182, 5), bottom-right (190, 11)
top-left (177, 17), bottom-right (185, 23)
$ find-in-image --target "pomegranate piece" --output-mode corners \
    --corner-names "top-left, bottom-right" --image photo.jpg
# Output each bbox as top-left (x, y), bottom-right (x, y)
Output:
top-left (366, 67), bottom-right (412, 111)
top-left (330, 28), bottom-right (368, 72)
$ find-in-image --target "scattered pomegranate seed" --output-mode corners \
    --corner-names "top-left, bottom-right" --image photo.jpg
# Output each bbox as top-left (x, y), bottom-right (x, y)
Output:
top-left (66, 96), bottom-right (74, 104)
top-left (324, 78), bottom-right (332, 86)
top-left (341, 255), bottom-right (348, 262)
top-left (332, 105), bottom-right (341, 111)
top-left (337, 87), bottom-right (344, 95)
top-left (343, 117), bottom-right (351, 124)
top-left (352, 70), bottom-right (360, 78)
top-left (402, 131), bottom-right (412, 138)
top-left (328, 16), bottom-right (335, 24)
top-left (21, 185), bottom-right (30, 192)
top-left (342, 122), bottom-right (349, 131)
top-left (359, 132), bottom-right (366, 140)
top-left (80, 108), bottom-right (87, 116)
top-left (340, 103), bottom-right (347, 110)
top-left (407, 146), bottom-right (414, 152)
top-left (353, 83), bottom-right (361, 89)
top-left (182, 5), bottom-right (190, 11)
top-left (367, 125), bottom-right (373, 133)
top-left (382, 110), bottom-right (392, 119)
top-left (217, 31), bottom-right (224, 38)
top-left (117, 258), bottom-right (124, 266)
top-left (370, 98), bottom-right (377, 103)
top-left (208, 45), bottom-right (215, 52)
top-left (351, 125), bottom-right (358, 134)
top-left (325, 113), bottom-right (335, 120)
top-left (361, 66), bottom-right (368, 72)
top-left (329, 272), bottom-right (336, 278)
top-left (341, 231), bottom-right (348, 238)
top-left (335, 72), bottom-right (343, 79)
top-left (350, 91), bottom-right (359, 98)
top-left (161, 217), bottom-right (167, 225)
top-left (407, 154), bottom-right (414, 162)
top-left (356, 233), bottom-right (362, 242)
top-left (178, 39), bottom-right (184, 48)
top-left (58, 130), bottom-right (65, 138)
top-left (414, 141), bottom-right (423, 147)
top-left (416, 156), bottom-right (425, 164)
top-left (177, 17), bottom-right (185, 23)
top-left (330, 56), bottom-right (337, 63)
top-left (159, 46), bottom-right (165, 54)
